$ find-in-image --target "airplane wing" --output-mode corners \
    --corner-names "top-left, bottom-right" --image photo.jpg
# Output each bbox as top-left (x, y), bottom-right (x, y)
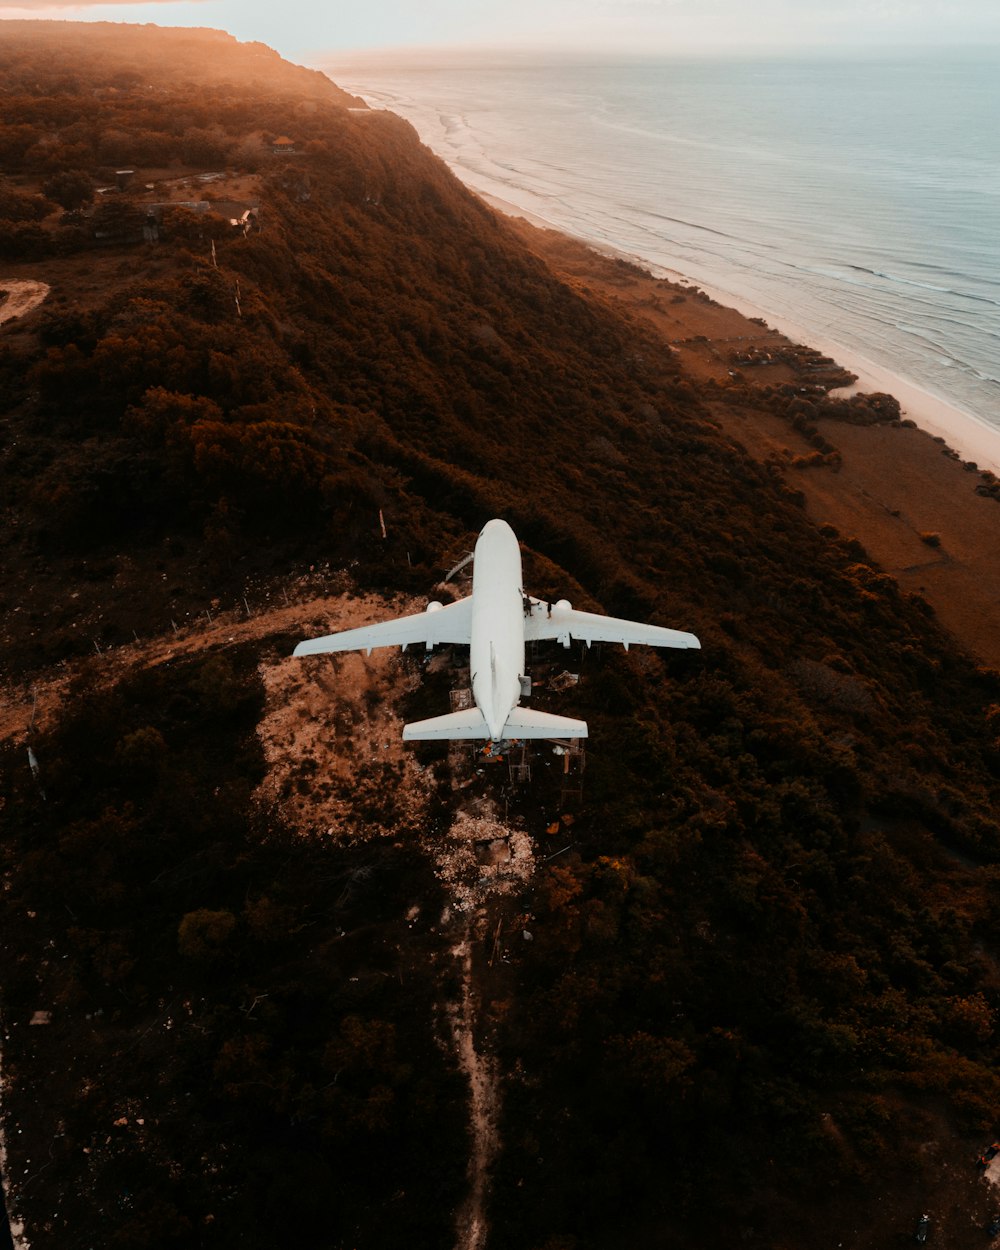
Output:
top-left (524, 599), bottom-right (700, 651)
top-left (293, 597), bottom-right (473, 657)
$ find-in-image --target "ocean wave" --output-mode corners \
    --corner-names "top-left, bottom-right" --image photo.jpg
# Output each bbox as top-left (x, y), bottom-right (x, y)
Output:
top-left (844, 264), bottom-right (1000, 307)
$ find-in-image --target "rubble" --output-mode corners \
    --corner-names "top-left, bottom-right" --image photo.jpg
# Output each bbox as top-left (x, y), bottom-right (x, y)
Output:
top-left (433, 806), bottom-right (535, 912)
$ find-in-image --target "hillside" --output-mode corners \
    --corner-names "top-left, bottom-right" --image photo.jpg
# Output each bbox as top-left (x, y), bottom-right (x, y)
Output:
top-left (1, 22), bottom-right (1000, 1250)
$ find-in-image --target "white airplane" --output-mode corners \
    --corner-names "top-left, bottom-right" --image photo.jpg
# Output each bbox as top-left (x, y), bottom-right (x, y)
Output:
top-left (293, 519), bottom-right (700, 744)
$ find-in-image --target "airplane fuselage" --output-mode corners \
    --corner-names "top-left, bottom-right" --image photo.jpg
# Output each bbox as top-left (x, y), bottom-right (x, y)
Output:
top-left (470, 519), bottom-right (525, 741)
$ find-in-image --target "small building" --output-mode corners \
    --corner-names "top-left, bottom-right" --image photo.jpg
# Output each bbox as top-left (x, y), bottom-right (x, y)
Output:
top-left (115, 169), bottom-right (135, 190)
top-left (270, 135), bottom-right (297, 156)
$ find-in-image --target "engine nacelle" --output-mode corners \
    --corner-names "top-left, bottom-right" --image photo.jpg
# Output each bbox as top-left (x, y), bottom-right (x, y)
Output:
top-left (555, 599), bottom-right (573, 648)
top-left (426, 601), bottom-right (443, 613)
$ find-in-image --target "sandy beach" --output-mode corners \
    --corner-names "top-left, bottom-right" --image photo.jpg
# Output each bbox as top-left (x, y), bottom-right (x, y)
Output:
top-left (484, 202), bottom-right (1000, 670)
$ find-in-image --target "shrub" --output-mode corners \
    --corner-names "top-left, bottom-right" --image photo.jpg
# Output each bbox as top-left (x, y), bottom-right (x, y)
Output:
top-left (177, 908), bottom-right (237, 959)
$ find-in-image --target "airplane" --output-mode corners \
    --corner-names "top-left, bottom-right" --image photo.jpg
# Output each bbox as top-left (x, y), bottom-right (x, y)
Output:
top-left (293, 518), bottom-right (700, 744)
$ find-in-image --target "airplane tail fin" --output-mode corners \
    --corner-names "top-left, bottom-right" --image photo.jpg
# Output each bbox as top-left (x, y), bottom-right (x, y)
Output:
top-left (501, 707), bottom-right (588, 739)
top-left (402, 707), bottom-right (490, 741)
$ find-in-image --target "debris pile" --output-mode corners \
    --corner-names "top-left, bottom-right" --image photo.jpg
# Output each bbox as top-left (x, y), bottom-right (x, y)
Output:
top-left (434, 806), bottom-right (535, 912)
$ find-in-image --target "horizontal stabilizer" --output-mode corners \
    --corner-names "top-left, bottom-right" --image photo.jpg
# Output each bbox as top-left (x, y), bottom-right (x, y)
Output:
top-left (501, 707), bottom-right (588, 740)
top-left (402, 707), bottom-right (490, 741)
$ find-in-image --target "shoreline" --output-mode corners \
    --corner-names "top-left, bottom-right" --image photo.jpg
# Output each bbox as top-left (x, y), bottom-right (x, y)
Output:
top-left (474, 189), bottom-right (1000, 476)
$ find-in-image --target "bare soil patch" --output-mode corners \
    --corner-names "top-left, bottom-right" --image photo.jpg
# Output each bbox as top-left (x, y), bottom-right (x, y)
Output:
top-left (0, 279), bottom-right (49, 326)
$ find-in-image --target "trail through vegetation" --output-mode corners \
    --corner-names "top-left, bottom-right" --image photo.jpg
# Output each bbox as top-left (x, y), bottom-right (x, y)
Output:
top-left (449, 926), bottom-right (499, 1250)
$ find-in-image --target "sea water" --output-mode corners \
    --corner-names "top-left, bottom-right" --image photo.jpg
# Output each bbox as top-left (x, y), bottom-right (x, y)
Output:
top-left (325, 51), bottom-right (1000, 436)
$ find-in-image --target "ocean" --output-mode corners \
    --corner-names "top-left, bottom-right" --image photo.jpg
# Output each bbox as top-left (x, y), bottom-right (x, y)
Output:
top-left (324, 51), bottom-right (1000, 439)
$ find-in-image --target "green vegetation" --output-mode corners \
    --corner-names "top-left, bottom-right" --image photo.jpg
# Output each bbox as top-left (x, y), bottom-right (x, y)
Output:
top-left (1, 21), bottom-right (999, 1249)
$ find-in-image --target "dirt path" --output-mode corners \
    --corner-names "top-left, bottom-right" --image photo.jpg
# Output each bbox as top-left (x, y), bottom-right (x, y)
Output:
top-left (0, 280), bottom-right (49, 326)
top-left (450, 923), bottom-right (500, 1250)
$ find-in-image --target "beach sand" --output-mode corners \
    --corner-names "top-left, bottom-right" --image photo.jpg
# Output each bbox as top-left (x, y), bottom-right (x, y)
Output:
top-left (694, 291), bottom-right (1000, 479)
top-left (489, 203), bottom-right (1000, 669)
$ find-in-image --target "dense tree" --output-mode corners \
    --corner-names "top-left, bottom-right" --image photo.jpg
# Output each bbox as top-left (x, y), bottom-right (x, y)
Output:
top-left (0, 176), bottom-right (53, 221)
top-left (42, 167), bottom-right (94, 210)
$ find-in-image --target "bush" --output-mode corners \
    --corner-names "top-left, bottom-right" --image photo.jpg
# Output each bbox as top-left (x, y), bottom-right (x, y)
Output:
top-left (177, 908), bottom-right (237, 959)
top-left (42, 169), bottom-right (94, 211)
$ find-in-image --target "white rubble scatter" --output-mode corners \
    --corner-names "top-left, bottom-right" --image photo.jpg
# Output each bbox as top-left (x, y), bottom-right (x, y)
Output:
top-left (433, 806), bottom-right (534, 912)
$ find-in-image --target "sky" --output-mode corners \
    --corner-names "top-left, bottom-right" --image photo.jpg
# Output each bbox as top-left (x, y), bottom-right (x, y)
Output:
top-left (2, 0), bottom-right (1000, 64)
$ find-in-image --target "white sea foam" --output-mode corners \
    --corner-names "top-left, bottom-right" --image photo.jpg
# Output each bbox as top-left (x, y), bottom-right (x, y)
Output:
top-left (324, 51), bottom-right (1000, 468)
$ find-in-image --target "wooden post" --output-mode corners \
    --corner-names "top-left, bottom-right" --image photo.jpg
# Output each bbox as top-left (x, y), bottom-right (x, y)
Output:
top-left (488, 918), bottom-right (503, 968)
